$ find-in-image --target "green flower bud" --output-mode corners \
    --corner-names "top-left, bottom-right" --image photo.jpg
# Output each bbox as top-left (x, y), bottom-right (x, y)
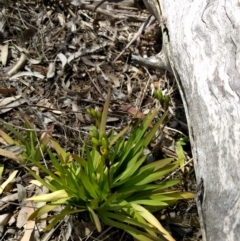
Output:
top-left (89, 127), bottom-right (99, 138)
top-left (96, 110), bottom-right (102, 118)
top-left (92, 137), bottom-right (100, 146)
top-left (101, 137), bottom-right (108, 148)
top-left (86, 108), bottom-right (92, 115)
top-left (90, 108), bottom-right (96, 118)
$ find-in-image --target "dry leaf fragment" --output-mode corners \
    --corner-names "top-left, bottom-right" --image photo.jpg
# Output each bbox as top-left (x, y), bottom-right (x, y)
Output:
top-left (20, 202), bottom-right (35, 241)
top-left (120, 105), bottom-right (145, 119)
top-left (0, 213), bottom-right (11, 237)
top-left (17, 204), bottom-right (28, 229)
top-left (0, 193), bottom-right (19, 206)
top-left (1, 43), bottom-right (8, 66)
top-left (0, 94), bottom-right (22, 106)
top-left (0, 98), bottom-right (27, 114)
top-left (0, 33), bottom-right (3, 45)
top-left (17, 184), bottom-right (26, 203)
top-left (47, 62), bottom-right (55, 79)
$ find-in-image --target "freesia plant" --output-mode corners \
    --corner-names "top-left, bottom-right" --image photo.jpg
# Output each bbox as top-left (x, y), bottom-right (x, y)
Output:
top-left (0, 90), bottom-right (194, 241)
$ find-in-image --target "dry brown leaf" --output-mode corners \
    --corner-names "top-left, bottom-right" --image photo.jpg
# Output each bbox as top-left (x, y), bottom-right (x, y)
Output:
top-left (30, 64), bottom-right (48, 76)
top-left (120, 105), bottom-right (154, 128)
top-left (120, 105), bottom-right (145, 119)
top-left (0, 88), bottom-right (16, 96)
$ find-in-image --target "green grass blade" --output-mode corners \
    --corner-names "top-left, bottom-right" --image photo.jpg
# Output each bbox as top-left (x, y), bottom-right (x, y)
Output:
top-left (131, 203), bottom-right (175, 241)
top-left (143, 110), bottom-right (168, 147)
top-left (113, 150), bottom-right (145, 184)
top-left (0, 129), bottom-right (18, 145)
top-left (109, 125), bottom-right (129, 146)
top-left (0, 118), bottom-right (26, 144)
top-left (88, 207), bottom-right (101, 232)
top-left (130, 199), bottom-right (170, 206)
top-left (28, 204), bottom-right (58, 220)
top-left (99, 89), bottom-right (111, 134)
top-left (136, 163), bottom-right (179, 185)
top-left (100, 214), bottom-right (161, 241)
top-left (140, 158), bottom-right (173, 173)
top-left (24, 166), bottom-right (57, 192)
top-left (50, 138), bottom-right (69, 164)
top-left (80, 169), bottom-right (98, 199)
top-left (100, 211), bottom-right (159, 236)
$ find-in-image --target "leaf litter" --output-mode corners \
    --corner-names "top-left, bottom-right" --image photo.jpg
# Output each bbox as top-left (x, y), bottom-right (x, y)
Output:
top-left (0, 1), bottom-right (200, 241)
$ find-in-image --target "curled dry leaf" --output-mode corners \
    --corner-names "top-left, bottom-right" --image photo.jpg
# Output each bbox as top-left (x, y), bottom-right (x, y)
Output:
top-left (10, 71), bottom-right (45, 80)
top-left (57, 53), bottom-right (67, 69)
top-left (28, 58), bottom-right (42, 64)
top-left (7, 53), bottom-right (27, 77)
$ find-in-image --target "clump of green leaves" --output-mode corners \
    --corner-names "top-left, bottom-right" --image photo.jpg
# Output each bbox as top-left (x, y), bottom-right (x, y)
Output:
top-left (0, 90), bottom-right (194, 241)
